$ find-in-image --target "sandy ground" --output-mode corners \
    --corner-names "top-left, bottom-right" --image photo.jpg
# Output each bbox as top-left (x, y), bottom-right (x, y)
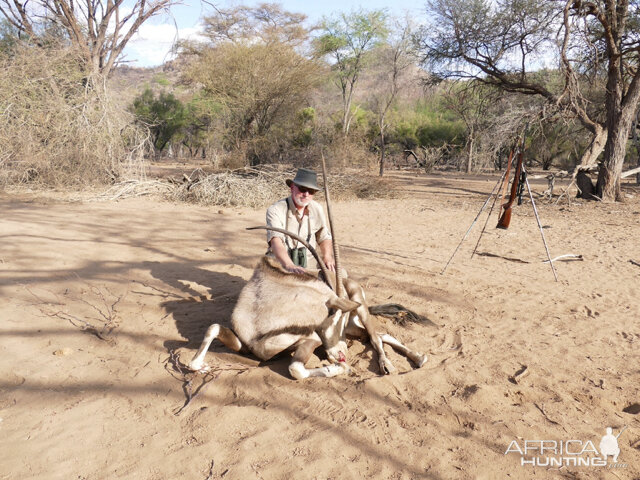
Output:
top-left (1, 171), bottom-right (639, 480)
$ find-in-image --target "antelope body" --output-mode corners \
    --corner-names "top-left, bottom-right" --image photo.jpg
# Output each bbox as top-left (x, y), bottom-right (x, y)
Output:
top-left (187, 256), bottom-right (428, 379)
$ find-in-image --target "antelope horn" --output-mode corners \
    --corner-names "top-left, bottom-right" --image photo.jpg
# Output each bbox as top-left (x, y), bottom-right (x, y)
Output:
top-left (320, 152), bottom-right (344, 298)
top-left (246, 226), bottom-right (335, 291)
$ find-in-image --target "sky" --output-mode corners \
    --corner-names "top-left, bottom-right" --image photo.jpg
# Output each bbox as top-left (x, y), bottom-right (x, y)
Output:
top-left (123, 0), bottom-right (426, 68)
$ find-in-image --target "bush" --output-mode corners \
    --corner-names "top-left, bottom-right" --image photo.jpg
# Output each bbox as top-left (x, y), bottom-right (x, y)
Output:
top-left (0, 43), bottom-right (147, 188)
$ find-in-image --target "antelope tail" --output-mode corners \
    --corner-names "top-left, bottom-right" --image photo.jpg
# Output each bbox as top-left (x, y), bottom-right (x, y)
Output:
top-left (368, 304), bottom-right (438, 327)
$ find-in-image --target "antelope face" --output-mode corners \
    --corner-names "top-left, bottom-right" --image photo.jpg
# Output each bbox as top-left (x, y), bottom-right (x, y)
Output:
top-left (321, 309), bottom-right (350, 365)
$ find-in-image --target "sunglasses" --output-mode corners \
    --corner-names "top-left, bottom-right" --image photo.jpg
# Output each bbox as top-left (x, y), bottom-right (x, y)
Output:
top-left (295, 185), bottom-right (317, 195)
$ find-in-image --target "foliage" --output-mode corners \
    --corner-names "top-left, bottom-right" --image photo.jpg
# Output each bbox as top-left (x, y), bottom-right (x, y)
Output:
top-left (180, 4), bottom-right (322, 165)
top-left (316, 9), bottom-right (389, 135)
top-left (388, 100), bottom-right (464, 149)
top-left (0, 18), bottom-right (17, 54)
top-left (131, 87), bottom-right (188, 152)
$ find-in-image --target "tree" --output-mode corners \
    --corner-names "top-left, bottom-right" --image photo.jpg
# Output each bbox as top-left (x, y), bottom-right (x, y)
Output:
top-left (0, 18), bottom-right (17, 53)
top-left (441, 82), bottom-right (495, 173)
top-left (418, 0), bottom-right (640, 201)
top-left (180, 4), bottom-right (321, 165)
top-left (365, 16), bottom-right (417, 176)
top-left (131, 87), bottom-right (188, 153)
top-left (316, 9), bottom-right (388, 136)
top-left (0, 0), bottom-right (175, 77)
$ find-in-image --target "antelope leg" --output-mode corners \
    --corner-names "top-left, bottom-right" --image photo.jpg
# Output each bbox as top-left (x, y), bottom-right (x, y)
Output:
top-left (379, 333), bottom-right (427, 368)
top-left (343, 278), bottom-right (396, 375)
top-left (188, 324), bottom-right (243, 372)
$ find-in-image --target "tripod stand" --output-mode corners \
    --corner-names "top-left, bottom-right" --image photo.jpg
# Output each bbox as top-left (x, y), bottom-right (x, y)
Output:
top-left (441, 163), bottom-right (558, 281)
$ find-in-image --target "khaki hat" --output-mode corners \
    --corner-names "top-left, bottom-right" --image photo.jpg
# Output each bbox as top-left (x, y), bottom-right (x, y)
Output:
top-left (286, 168), bottom-right (320, 191)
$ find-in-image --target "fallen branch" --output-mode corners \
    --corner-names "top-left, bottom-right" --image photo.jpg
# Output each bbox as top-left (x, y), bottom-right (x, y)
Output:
top-left (630, 260), bottom-right (640, 268)
top-left (621, 166), bottom-right (640, 178)
top-left (204, 459), bottom-right (215, 480)
top-left (26, 280), bottom-right (124, 342)
top-left (542, 254), bottom-right (583, 263)
top-left (534, 402), bottom-right (561, 426)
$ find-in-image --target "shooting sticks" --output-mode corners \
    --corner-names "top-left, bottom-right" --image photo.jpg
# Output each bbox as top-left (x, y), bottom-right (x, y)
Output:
top-left (441, 149), bottom-right (558, 282)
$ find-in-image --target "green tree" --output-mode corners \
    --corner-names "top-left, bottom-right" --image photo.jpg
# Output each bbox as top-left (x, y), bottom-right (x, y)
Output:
top-left (181, 4), bottom-right (321, 165)
top-left (316, 9), bottom-right (388, 136)
top-left (131, 88), bottom-right (188, 153)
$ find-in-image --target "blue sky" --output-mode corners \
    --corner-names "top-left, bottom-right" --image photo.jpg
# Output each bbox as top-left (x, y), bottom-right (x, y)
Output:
top-left (123, 0), bottom-right (427, 67)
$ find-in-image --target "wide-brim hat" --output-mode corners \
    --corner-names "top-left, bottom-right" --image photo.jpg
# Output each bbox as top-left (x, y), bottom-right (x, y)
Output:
top-left (286, 168), bottom-right (320, 191)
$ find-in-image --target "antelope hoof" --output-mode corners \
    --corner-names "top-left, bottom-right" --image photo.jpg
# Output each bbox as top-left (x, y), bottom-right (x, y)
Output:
top-left (187, 359), bottom-right (211, 373)
top-left (321, 362), bottom-right (350, 377)
top-left (289, 361), bottom-right (310, 380)
top-left (414, 354), bottom-right (428, 368)
top-left (379, 358), bottom-right (397, 375)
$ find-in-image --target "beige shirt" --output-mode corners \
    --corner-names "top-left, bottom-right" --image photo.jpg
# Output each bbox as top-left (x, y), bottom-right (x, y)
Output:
top-left (265, 197), bottom-right (332, 266)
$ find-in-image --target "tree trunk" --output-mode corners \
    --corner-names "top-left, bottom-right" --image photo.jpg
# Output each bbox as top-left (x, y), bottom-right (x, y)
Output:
top-left (578, 124), bottom-right (607, 167)
top-left (379, 128), bottom-right (386, 177)
top-left (465, 129), bottom-right (474, 174)
top-left (596, 114), bottom-right (632, 201)
top-left (597, 58), bottom-right (640, 200)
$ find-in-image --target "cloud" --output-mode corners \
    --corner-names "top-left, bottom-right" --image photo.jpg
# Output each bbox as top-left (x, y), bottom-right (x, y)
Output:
top-left (122, 22), bottom-right (204, 68)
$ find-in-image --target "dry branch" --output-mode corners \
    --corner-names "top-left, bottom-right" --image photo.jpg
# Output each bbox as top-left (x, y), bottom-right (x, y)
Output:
top-left (621, 166), bottom-right (640, 178)
top-left (165, 349), bottom-right (250, 415)
top-left (165, 167), bottom-right (398, 208)
top-left (0, 43), bottom-right (149, 188)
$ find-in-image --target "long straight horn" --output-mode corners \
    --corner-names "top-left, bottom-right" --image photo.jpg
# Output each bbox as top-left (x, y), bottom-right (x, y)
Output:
top-left (321, 152), bottom-right (344, 298)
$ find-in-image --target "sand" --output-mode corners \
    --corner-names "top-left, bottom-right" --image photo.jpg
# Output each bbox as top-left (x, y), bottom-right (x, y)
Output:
top-left (1, 172), bottom-right (639, 480)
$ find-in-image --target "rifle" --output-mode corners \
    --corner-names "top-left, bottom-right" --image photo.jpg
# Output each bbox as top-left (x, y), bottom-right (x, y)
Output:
top-left (497, 133), bottom-right (526, 229)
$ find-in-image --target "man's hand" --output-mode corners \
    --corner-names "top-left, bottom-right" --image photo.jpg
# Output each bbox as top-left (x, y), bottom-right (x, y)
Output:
top-left (324, 256), bottom-right (336, 272)
top-left (319, 239), bottom-right (336, 272)
top-left (285, 264), bottom-right (307, 275)
top-left (270, 237), bottom-right (307, 275)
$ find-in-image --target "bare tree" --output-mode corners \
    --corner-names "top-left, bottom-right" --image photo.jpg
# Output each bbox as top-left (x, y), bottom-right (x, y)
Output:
top-left (0, 0), bottom-right (175, 76)
top-left (418, 0), bottom-right (640, 201)
top-left (441, 82), bottom-right (495, 173)
top-left (366, 16), bottom-right (417, 176)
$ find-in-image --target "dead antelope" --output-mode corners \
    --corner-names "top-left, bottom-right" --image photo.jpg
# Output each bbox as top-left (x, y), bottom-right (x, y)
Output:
top-left (187, 252), bottom-right (428, 379)
top-left (188, 158), bottom-right (428, 379)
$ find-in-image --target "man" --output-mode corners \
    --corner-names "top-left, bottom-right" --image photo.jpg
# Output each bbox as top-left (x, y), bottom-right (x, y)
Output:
top-left (266, 168), bottom-right (336, 275)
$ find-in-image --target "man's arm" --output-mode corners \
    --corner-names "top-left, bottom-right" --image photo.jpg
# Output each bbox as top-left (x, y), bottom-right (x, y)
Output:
top-left (270, 237), bottom-right (307, 275)
top-left (319, 238), bottom-right (335, 272)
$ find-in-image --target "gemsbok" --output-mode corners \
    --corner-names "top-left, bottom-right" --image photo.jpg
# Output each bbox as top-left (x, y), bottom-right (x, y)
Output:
top-left (187, 160), bottom-right (429, 379)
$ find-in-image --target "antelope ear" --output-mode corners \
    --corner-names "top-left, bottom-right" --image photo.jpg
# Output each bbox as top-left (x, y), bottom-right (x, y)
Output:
top-left (326, 297), bottom-right (360, 313)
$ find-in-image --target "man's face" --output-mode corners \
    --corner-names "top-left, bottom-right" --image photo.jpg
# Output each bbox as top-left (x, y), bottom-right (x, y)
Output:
top-left (291, 183), bottom-right (316, 208)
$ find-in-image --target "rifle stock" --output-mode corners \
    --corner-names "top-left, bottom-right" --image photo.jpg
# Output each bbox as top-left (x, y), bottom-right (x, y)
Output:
top-left (497, 141), bottom-right (525, 229)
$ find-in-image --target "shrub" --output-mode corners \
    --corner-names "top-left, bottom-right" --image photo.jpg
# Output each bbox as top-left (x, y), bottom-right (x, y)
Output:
top-left (0, 43), bottom-right (147, 188)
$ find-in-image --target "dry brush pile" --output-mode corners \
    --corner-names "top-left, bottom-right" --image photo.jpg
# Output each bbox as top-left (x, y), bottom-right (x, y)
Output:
top-left (96, 166), bottom-right (399, 207)
top-left (0, 43), bottom-right (148, 188)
